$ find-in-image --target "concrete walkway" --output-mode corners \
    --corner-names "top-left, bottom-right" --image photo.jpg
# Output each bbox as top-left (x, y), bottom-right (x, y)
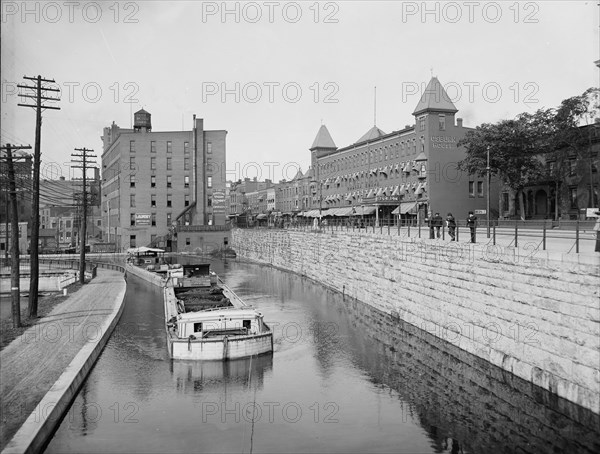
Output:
top-left (0, 268), bottom-right (126, 453)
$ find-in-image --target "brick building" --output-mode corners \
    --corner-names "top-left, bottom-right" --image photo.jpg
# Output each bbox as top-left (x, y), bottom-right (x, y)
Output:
top-left (101, 110), bottom-right (227, 251)
top-left (308, 77), bottom-right (499, 224)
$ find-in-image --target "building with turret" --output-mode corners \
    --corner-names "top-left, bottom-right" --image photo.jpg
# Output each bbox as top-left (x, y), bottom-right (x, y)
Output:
top-left (307, 77), bottom-right (499, 224)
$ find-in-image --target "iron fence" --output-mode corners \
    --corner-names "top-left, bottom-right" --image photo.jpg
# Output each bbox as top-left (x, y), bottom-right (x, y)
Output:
top-left (237, 218), bottom-right (599, 254)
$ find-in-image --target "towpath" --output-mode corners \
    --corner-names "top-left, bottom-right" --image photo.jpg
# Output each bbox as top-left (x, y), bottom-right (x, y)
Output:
top-left (0, 268), bottom-right (126, 452)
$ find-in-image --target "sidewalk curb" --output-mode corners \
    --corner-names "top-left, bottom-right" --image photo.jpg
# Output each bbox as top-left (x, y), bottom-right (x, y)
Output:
top-left (1, 275), bottom-right (127, 454)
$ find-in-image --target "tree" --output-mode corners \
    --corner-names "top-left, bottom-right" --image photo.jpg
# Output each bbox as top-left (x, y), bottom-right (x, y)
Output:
top-left (551, 88), bottom-right (600, 210)
top-left (458, 109), bottom-right (554, 219)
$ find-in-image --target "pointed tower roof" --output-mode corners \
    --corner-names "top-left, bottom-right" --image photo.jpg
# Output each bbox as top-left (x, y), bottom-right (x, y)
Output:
top-left (356, 125), bottom-right (386, 144)
top-left (310, 125), bottom-right (337, 150)
top-left (135, 108), bottom-right (150, 115)
top-left (292, 168), bottom-right (304, 180)
top-left (412, 77), bottom-right (458, 116)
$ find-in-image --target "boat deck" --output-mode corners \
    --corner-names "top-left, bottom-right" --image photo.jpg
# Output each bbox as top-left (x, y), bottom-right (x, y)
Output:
top-left (174, 285), bottom-right (233, 312)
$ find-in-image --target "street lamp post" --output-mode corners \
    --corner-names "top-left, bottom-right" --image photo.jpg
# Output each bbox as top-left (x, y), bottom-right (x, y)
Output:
top-left (487, 146), bottom-right (491, 238)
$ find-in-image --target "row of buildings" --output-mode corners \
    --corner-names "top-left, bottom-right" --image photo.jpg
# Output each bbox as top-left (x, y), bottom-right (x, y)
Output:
top-left (2, 76), bottom-right (598, 254)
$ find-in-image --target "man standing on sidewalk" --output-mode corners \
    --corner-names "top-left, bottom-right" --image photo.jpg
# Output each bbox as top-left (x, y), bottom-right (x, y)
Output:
top-left (432, 212), bottom-right (443, 238)
top-left (594, 210), bottom-right (600, 252)
top-left (467, 211), bottom-right (477, 243)
top-left (446, 213), bottom-right (456, 241)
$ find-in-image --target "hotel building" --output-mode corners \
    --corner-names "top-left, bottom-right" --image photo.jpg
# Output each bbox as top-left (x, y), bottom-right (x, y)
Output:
top-left (308, 77), bottom-right (499, 223)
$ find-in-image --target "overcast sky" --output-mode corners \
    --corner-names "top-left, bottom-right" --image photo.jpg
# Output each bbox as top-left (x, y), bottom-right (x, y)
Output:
top-left (1, 1), bottom-right (598, 183)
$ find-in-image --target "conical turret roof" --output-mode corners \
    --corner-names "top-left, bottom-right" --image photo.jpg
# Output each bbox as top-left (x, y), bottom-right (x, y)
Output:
top-left (310, 125), bottom-right (337, 150)
top-left (412, 77), bottom-right (458, 116)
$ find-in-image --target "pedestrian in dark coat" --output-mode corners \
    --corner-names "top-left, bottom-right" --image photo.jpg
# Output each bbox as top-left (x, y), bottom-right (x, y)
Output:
top-left (467, 211), bottom-right (477, 243)
top-left (432, 212), bottom-right (443, 238)
top-left (425, 212), bottom-right (434, 239)
top-left (594, 210), bottom-right (600, 252)
top-left (446, 213), bottom-right (456, 241)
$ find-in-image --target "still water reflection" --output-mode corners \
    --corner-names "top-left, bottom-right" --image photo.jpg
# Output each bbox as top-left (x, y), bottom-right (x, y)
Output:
top-left (46, 260), bottom-right (599, 453)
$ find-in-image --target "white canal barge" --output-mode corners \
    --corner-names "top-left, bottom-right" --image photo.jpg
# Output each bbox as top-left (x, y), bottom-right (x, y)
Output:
top-left (125, 253), bottom-right (273, 361)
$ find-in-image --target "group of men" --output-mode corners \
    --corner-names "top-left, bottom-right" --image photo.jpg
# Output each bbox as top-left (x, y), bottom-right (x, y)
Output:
top-left (426, 211), bottom-right (478, 243)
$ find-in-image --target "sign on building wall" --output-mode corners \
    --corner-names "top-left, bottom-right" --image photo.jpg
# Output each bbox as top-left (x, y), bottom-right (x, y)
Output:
top-left (212, 190), bottom-right (226, 213)
top-left (135, 213), bottom-right (151, 226)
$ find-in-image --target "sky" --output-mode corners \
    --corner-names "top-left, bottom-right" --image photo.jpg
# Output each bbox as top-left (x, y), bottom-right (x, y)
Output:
top-left (1, 1), bottom-right (599, 183)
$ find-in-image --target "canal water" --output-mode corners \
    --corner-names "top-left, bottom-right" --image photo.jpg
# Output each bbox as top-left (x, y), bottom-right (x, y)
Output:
top-left (45, 259), bottom-right (599, 453)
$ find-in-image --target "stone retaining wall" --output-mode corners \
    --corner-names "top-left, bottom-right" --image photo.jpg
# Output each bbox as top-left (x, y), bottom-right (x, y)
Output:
top-left (232, 228), bottom-right (600, 413)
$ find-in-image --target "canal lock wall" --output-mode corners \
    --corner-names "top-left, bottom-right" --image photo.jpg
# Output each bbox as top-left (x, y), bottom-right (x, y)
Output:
top-left (231, 228), bottom-right (600, 414)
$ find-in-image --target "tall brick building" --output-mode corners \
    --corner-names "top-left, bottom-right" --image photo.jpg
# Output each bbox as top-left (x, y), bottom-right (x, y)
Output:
top-left (101, 110), bottom-right (227, 250)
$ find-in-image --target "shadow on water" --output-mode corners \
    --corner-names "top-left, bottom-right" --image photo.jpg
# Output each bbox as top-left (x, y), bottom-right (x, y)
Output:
top-left (228, 259), bottom-right (600, 454)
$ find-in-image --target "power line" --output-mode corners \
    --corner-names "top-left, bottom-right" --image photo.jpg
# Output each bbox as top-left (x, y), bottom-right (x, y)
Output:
top-left (0, 143), bottom-right (32, 328)
top-left (18, 74), bottom-right (61, 317)
top-left (71, 147), bottom-right (96, 284)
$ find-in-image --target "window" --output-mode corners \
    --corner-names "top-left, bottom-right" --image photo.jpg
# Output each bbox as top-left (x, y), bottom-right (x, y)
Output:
top-left (167, 175), bottom-right (172, 188)
top-left (66, 231), bottom-right (71, 238)
top-left (150, 234), bottom-right (156, 244)
top-left (151, 141), bottom-right (156, 153)
top-left (130, 194), bottom-right (135, 207)
top-left (167, 141), bottom-right (172, 153)
top-left (184, 142), bottom-right (189, 154)
top-left (207, 142), bottom-right (212, 154)
top-left (185, 195), bottom-right (190, 207)
top-left (130, 175), bottom-right (135, 188)
top-left (184, 176), bottom-right (190, 188)
top-left (207, 197), bottom-right (212, 207)
top-left (129, 235), bottom-right (136, 248)
top-left (167, 157), bottom-right (172, 170)
top-left (97, 219), bottom-right (101, 226)
top-left (569, 159), bottom-right (577, 176)
top-left (151, 157), bottom-right (156, 170)
top-left (570, 187), bottom-right (578, 208)
top-left (167, 195), bottom-right (172, 207)
top-left (207, 176), bottom-right (212, 188)
top-left (130, 140), bottom-right (135, 152)
top-left (477, 181), bottom-right (483, 197)
top-left (129, 157), bottom-right (135, 170)
top-left (591, 185), bottom-right (599, 207)
top-left (184, 158), bottom-right (190, 170)
top-left (501, 192), bottom-right (509, 213)
top-left (151, 175), bottom-right (156, 188)
top-left (439, 114), bottom-right (446, 131)
top-left (66, 220), bottom-right (71, 228)
top-left (419, 116), bottom-right (426, 131)
top-left (186, 238), bottom-right (191, 246)
top-left (151, 194), bottom-right (156, 207)
top-left (151, 213), bottom-right (156, 226)
top-left (130, 213), bottom-right (135, 226)
top-left (468, 181), bottom-right (475, 197)
top-left (166, 213), bottom-right (172, 226)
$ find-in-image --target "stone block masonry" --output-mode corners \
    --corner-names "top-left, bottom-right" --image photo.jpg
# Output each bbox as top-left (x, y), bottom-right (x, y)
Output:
top-left (232, 228), bottom-right (600, 414)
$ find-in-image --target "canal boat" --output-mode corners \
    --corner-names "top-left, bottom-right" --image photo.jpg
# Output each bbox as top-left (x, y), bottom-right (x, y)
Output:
top-left (163, 264), bottom-right (273, 361)
top-left (126, 259), bottom-right (273, 361)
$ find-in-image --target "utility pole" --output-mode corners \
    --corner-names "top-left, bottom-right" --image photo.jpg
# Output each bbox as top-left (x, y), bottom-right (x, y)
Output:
top-left (0, 143), bottom-right (32, 328)
top-left (18, 75), bottom-right (60, 318)
top-left (71, 148), bottom-right (96, 284)
top-left (487, 146), bottom-right (491, 238)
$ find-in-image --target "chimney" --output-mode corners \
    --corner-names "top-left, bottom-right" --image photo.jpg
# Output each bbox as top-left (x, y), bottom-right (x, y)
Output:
top-left (457, 118), bottom-right (463, 128)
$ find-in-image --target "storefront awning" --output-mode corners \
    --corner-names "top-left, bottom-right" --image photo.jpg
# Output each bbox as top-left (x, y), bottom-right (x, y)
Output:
top-left (256, 213), bottom-right (268, 219)
top-left (351, 206), bottom-right (376, 216)
top-left (392, 202), bottom-right (418, 215)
